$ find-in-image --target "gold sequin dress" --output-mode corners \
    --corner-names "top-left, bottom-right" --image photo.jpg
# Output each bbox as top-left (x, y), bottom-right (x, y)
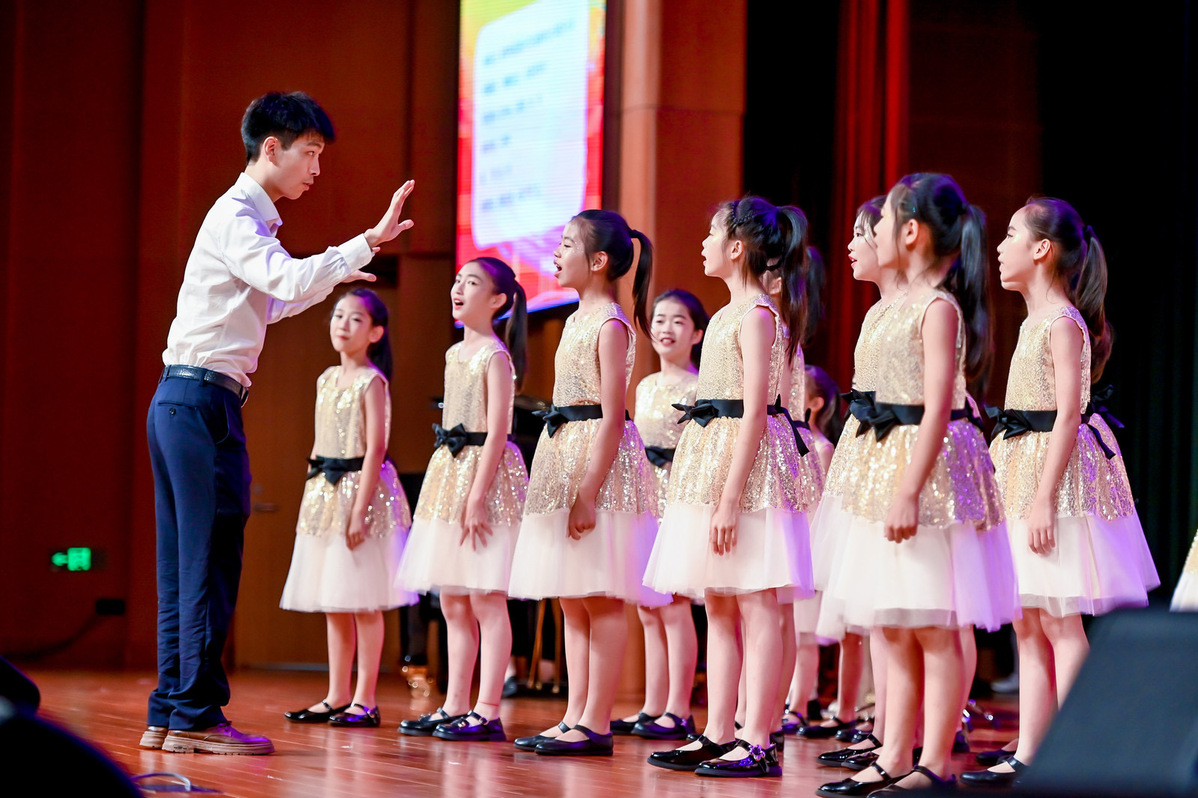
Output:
top-left (643, 294), bottom-right (814, 599)
top-left (396, 339), bottom-right (529, 595)
top-left (634, 370), bottom-right (699, 518)
top-left (990, 307), bottom-right (1158, 616)
top-left (507, 303), bottom-right (666, 605)
top-left (280, 366), bottom-right (414, 612)
top-left (817, 290), bottom-right (1017, 633)
top-left (1172, 530), bottom-right (1198, 610)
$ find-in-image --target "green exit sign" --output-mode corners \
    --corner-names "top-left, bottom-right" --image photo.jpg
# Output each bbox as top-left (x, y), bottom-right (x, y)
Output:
top-left (50, 547), bottom-right (93, 571)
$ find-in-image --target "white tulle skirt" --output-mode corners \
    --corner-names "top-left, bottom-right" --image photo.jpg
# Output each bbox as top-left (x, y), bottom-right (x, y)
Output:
top-left (396, 517), bottom-right (519, 595)
top-left (793, 590), bottom-right (822, 634)
top-left (281, 530), bottom-right (416, 612)
top-left (1173, 576), bottom-right (1198, 611)
top-left (817, 515), bottom-right (1020, 637)
top-left (1009, 513), bottom-right (1159, 617)
top-left (809, 492), bottom-right (855, 590)
top-left (507, 509), bottom-right (669, 606)
top-left (643, 503), bottom-right (813, 601)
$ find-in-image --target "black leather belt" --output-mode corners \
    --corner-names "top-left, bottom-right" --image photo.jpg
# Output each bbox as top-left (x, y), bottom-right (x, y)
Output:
top-left (162, 364), bottom-right (249, 406)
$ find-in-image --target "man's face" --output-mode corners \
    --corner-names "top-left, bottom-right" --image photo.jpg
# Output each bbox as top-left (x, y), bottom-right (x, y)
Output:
top-left (271, 132), bottom-right (324, 201)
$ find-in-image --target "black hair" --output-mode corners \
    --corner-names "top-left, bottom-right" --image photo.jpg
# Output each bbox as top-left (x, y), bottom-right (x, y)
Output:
top-left (804, 364), bottom-right (845, 443)
top-left (652, 288), bottom-right (710, 366)
top-left (1021, 197), bottom-right (1113, 382)
top-left (855, 195), bottom-right (886, 244)
top-left (887, 173), bottom-right (992, 387)
top-left (717, 195), bottom-right (819, 359)
top-left (241, 91), bottom-right (335, 165)
top-left (571, 209), bottom-right (653, 332)
top-left (469, 257), bottom-right (529, 390)
top-left (339, 288), bottom-right (392, 380)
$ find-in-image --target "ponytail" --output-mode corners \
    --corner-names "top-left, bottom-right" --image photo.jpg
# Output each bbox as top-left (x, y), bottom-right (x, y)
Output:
top-left (342, 288), bottom-right (393, 381)
top-left (572, 209), bottom-right (653, 332)
top-left (1022, 197), bottom-right (1113, 382)
top-left (721, 196), bottom-right (820, 361)
top-left (630, 230), bottom-right (654, 333)
top-left (889, 173), bottom-right (992, 388)
top-left (471, 256), bottom-right (529, 390)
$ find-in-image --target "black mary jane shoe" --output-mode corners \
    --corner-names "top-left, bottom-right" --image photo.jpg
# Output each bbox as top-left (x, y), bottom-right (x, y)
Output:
top-left (695, 740), bottom-right (782, 778)
top-left (514, 721), bottom-right (570, 752)
top-left (816, 762), bottom-right (900, 796)
top-left (960, 758), bottom-right (1026, 788)
top-left (329, 703), bottom-right (381, 728)
top-left (632, 712), bottom-right (696, 740)
top-left (800, 717), bottom-right (861, 740)
top-left (534, 724), bottom-right (614, 757)
top-left (432, 710), bottom-right (507, 742)
top-left (840, 726), bottom-right (874, 743)
top-left (284, 700), bottom-right (351, 723)
top-left (818, 734), bottom-right (883, 767)
top-left (974, 747), bottom-right (1015, 767)
top-left (781, 703), bottom-right (805, 735)
top-left (872, 764), bottom-right (957, 794)
top-left (647, 735), bottom-right (738, 771)
top-left (611, 711), bottom-right (653, 735)
top-left (399, 707), bottom-right (466, 737)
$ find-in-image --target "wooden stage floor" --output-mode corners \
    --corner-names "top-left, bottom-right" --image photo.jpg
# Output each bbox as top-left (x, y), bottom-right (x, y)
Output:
top-left (28, 669), bottom-right (1018, 797)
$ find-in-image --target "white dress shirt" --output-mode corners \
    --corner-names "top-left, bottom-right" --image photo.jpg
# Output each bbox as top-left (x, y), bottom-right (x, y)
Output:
top-left (163, 172), bottom-right (372, 387)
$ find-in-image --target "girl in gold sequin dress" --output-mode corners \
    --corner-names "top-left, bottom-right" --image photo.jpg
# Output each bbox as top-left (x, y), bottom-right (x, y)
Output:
top-left (613, 290), bottom-right (706, 741)
top-left (961, 200), bottom-right (1158, 787)
top-left (816, 175), bottom-right (1017, 796)
top-left (280, 289), bottom-right (413, 728)
top-left (395, 258), bottom-right (529, 742)
top-left (805, 198), bottom-right (901, 757)
top-left (507, 210), bottom-right (661, 757)
top-left (645, 197), bottom-right (819, 778)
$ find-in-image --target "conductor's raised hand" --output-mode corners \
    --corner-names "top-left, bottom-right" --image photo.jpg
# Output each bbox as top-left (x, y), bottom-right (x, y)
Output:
top-left (364, 180), bottom-right (416, 250)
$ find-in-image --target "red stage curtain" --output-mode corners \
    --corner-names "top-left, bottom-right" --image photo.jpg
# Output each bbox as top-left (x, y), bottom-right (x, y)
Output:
top-left (824, 0), bottom-right (909, 389)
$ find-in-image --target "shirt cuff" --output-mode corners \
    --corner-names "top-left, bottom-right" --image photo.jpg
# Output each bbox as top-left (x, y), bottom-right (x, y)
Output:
top-left (339, 233), bottom-right (374, 273)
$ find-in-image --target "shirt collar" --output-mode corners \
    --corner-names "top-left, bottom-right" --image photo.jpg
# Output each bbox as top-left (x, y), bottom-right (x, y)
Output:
top-left (236, 172), bottom-right (283, 233)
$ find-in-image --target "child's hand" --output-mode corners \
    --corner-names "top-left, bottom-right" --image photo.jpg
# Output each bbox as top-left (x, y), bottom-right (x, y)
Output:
top-left (567, 495), bottom-right (597, 540)
top-left (346, 517), bottom-right (367, 551)
top-left (1027, 497), bottom-right (1056, 554)
top-left (884, 492), bottom-right (919, 542)
top-left (364, 180), bottom-right (416, 249)
top-left (710, 499), bottom-right (739, 555)
top-left (460, 496), bottom-right (493, 550)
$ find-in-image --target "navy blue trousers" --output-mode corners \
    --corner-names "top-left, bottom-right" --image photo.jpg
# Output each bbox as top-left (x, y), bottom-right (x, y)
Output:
top-left (146, 374), bottom-right (250, 730)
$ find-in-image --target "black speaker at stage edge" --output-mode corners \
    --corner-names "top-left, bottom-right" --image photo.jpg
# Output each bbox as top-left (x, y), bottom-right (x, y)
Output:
top-left (905, 608), bottom-right (1198, 797)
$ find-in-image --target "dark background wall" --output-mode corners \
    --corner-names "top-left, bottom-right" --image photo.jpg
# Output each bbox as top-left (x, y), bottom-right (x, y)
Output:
top-left (2, 0), bottom-right (1194, 668)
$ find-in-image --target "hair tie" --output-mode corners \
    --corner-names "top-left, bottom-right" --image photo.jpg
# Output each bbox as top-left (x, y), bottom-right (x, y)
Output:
top-left (960, 201), bottom-right (971, 217)
top-left (1082, 224), bottom-right (1094, 242)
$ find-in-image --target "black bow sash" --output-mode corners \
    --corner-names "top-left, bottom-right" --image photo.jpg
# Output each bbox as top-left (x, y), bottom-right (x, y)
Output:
top-left (644, 446), bottom-right (676, 468)
top-left (842, 389), bottom-right (878, 437)
top-left (673, 396), bottom-right (809, 456)
top-left (306, 455), bottom-right (365, 485)
top-left (534, 404), bottom-right (628, 438)
top-left (864, 401), bottom-right (984, 441)
top-left (986, 406), bottom-right (1058, 440)
top-left (985, 386), bottom-right (1121, 460)
top-left (432, 423), bottom-right (489, 457)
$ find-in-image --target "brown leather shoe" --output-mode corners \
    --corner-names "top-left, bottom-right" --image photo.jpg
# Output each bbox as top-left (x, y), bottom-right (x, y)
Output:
top-left (161, 723), bottom-right (274, 755)
top-left (139, 725), bottom-right (167, 749)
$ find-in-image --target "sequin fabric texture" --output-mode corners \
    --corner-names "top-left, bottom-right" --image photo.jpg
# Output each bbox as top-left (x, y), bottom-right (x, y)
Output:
top-left (785, 348), bottom-right (826, 505)
top-left (822, 298), bottom-right (898, 498)
top-left (839, 290), bottom-right (1004, 528)
top-left (524, 303), bottom-right (655, 516)
top-left (296, 367), bottom-right (411, 538)
top-left (635, 370), bottom-right (698, 517)
top-left (413, 339), bottom-right (528, 526)
top-left (665, 294), bottom-right (807, 513)
top-left (989, 307), bottom-right (1135, 520)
